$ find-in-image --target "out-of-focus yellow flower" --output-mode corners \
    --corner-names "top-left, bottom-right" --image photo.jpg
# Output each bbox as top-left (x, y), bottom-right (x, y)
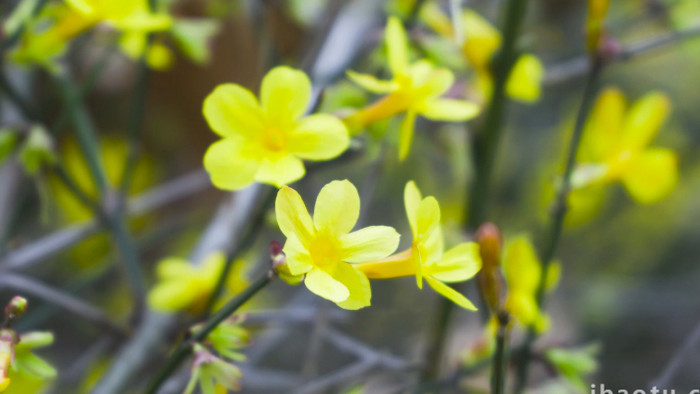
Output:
top-left (346, 17), bottom-right (480, 160)
top-left (148, 253), bottom-right (249, 314)
top-left (502, 237), bottom-right (559, 332)
top-left (574, 87), bottom-right (678, 205)
top-left (9, 0), bottom-right (172, 70)
top-left (275, 180), bottom-right (400, 309)
top-left (47, 137), bottom-right (155, 267)
top-left (421, 4), bottom-right (544, 103)
top-left (203, 66), bottom-right (350, 190)
top-left (586, 0), bottom-right (611, 53)
top-left (357, 181), bottom-right (481, 310)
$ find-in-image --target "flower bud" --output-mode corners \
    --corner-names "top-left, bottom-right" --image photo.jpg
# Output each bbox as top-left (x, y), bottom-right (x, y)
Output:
top-left (4, 296), bottom-right (27, 324)
top-left (269, 241), bottom-right (285, 267)
top-left (475, 222), bottom-right (504, 313)
top-left (476, 222), bottom-right (502, 272)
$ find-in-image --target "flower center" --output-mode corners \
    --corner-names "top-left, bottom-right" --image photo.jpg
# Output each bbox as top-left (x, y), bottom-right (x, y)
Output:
top-left (607, 149), bottom-right (635, 179)
top-left (308, 231), bottom-right (342, 268)
top-left (261, 126), bottom-right (287, 152)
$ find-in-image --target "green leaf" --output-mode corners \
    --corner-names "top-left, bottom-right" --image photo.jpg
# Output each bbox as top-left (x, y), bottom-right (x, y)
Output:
top-left (171, 19), bottom-right (220, 64)
top-left (545, 343), bottom-right (600, 392)
top-left (0, 129), bottom-right (18, 165)
top-left (19, 126), bottom-right (55, 175)
top-left (14, 352), bottom-right (57, 380)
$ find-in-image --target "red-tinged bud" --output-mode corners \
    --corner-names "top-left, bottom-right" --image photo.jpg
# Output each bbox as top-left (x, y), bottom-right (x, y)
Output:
top-left (3, 296), bottom-right (27, 326)
top-left (476, 223), bottom-right (504, 314)
top-left (476, 222), bottom-right (502, 271)
top-left (269, 241), bottom-right (286, 268)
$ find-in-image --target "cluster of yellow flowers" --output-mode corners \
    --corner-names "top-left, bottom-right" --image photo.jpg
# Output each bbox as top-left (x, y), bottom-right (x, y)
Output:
top-left (6, 0), bottom-right (218, 71)
top-left (146, 11), bottom-right (680, 317)
top-left (275, 179), bottom-right (481, 310)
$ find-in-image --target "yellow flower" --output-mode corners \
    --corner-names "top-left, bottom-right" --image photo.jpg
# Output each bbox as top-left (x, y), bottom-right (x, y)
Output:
top-left (346, 16), bottom-right (480, 160)
top-left (275, 180), bottom-right (400, 310)
top-left (203, 66), bottom-right (350, 189)
top-left (574, 87), bottom-right (678, 205)
top-left (502, 237), bottom-right (559, 332)
top-left (148, 253), bottom-right (249, 314)
top-left (421, 5), bottom-right (544, 103)
top-left (357, 181), bottom-right (481, 310)
top-left (9, 0), bottom-right (172, 69)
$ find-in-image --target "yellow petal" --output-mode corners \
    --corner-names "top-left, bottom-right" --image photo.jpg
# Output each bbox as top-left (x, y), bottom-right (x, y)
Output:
top-left (579, 87), bottom-right (626, 162)
top-left (340, 226), bottom-right (401, 263)
top-left (425, 277), bottom-right (477, 311)
top-left (255, 154), bottom-right (306, 187)
top-left (275, 186), bottom-right (315, 244)
top-left (506, 290), bottom-right (539, 326)
top-left (506, 54), bottom-right (543, 103)
top-left (203, 84), bottom-right (264, 139)
top-left (355, 248), bottom-right (415, 279)
top-left (461, 9), bottom-right (501, 69)
top-left (621, 148), bottom-right (678, 204)
top-left (420, 99), bottom-right (480, 121)
top-left (146, 41), bottom-right (174, 71)
top-left (260, 66), bottom-right (312, 125)
top-left (148, 280), bottom-right (197, 311)
top-left (386, 16), bottom-right (410, 74)
top-left (398, 111), bottom-right (417, 161)
top-left (620, 92), bottom-right (671, 151)
top-left (288, 114), bottom-right (350, 160)
top-left (565, 183), bottom-right (607, 226)
top-left (411, 64), bottom-right (454, 98)
top-left (346, 71), bottom-right (398, 94)
top-left (66, 0), bottom-right (93, 14)
top-left (421, 226), bottom-right (445, 264)
top-left (201, 252), bottom-right (226, 278)
top-left (304, 267), bottom-right (350, 303)
top-left (503, 236), bottom-right (541, 293)
top-left (428, 242), bottom-right (482, 283)
top-left (313, 179), bottom-right (360, 235)
top-left (155, 257), bottom-right (192, 279)
top-left (203, 139), bottom-right (259, 191)
top-left (282, 234), bottom-right (315, 275)
top-left (332, 263), bottom-right (372, 310)
top-left (404, 180), bottom-right (422, 237)
top-left (416, 196), bottom-right (441, 240)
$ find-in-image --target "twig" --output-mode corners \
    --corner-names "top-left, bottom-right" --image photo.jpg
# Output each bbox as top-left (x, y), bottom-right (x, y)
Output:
top-left (203, 185), bottom-right (274, 313)
top-left (0, 169), bottom-right (210, 272)
top-left (119, 45), bottom-right (152, 196)
top-left (93, 186), bottom-right (265, 394)
top-left (325, 328), bottom-right (416, 371)
top-left (55, 73), bottom-right (110, 193)
top-left (294, 328), bottom-right (418, 394)
top-left (50, 162), bottom-right (147, 303)
top-left (466, 0), bottom-right (528, 229)
top-left (0, 272), bottom-right (127, 335)
top-left (0, 64), bottom-right (37, 120)
top-left (513, 57), bottom-right (604, 394)
top-left (491, 312), bottom-right (510, 394)
top-left (424, 0), bottom-right (531, 382)
top-left (545, 22), bottom-right (700, 85)
top-left (302, 303), bottom-right (329, 379)
top-left (649, 318), bottom-right (700, 388)
top-left (294, 359), bottom-right (377, 394)
top-left (143, 270), bottom-right (276, 394)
